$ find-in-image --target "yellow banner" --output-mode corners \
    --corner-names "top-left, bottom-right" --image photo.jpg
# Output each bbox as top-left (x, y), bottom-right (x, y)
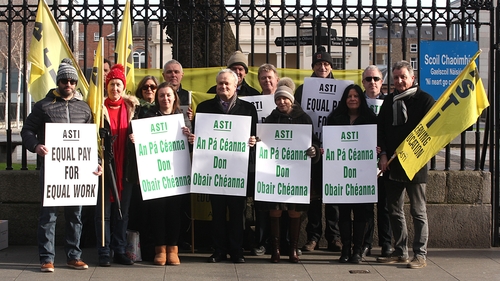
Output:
top-left (28, 0), bottom-right (89, 102)
top-left (395, 50), bottom-right (489, 180)
top-left (87, 37), bottom-right (104, 155)
top-left (116, 0), bottom-right (135, 95)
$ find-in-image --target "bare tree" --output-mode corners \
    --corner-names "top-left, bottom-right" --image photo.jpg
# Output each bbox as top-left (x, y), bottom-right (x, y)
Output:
top-left (164, 0), bottom-right (238, 68)
top-left (0, 22), bottom-right (29, 129)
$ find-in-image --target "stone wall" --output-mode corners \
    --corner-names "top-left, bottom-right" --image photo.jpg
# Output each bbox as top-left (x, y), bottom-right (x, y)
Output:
top-left (0, 170), bottom-right (492, 248)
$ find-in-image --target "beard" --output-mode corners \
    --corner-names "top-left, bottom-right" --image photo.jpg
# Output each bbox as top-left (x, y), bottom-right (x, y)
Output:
top-left (57, 84), bottom-right (75, 99)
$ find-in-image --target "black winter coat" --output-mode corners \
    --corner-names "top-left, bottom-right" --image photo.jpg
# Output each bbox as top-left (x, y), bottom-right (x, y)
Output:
top-left (22, 89), bottom-right (93, 153)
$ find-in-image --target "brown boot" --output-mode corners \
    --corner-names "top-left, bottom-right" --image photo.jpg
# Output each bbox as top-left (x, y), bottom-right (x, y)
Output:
top-left (154, 245), bottom-right (167, 265)
top-left (270, 217), bottom-right (280, 263)
top-left (288, 217), bottom-right (301, 263)
top-left (166, 246), bottom-right (180, 265)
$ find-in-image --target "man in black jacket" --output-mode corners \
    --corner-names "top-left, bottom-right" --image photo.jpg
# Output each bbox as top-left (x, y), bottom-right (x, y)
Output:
top-left (377, 60), bottom-right (434, 269)
top-left (21, 59), bottom-right (95, 273)
top-left (190, 69), bottom-right (258, 264)
top-left (162, 59), bottom-right (190, 106)
top-left (207, 51), bottom-right (260, 96)
top-left (297, 47), bottom-right (342, 253)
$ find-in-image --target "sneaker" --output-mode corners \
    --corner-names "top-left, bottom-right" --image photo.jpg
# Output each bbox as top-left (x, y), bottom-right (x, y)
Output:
top-left (377, 253), bottom-right (409, 263)
top-left (40, 262), bottom-right (54, 272)
top-left (67, 259), bottom-right (89, 270)
top-left (407, 256), bottom-right (427, 269)
top-left (252, 245), bottom-right (266, 256)
top-left (302, 240), bottom-right (318, 251)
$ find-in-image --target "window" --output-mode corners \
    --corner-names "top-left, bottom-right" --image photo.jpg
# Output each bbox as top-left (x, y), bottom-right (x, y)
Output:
top-left (331, 58), bottom-right (344, 70)
top-left (133, 51), bottom-right (146, 69)
top-left (93, 32), bottom-right (99, 42)
top-left (410, 44), bottom-right (417, 53)
top-left (410, 57), bottom-right (418, 70)
top-left (79, 33), bottom-right (84, 41)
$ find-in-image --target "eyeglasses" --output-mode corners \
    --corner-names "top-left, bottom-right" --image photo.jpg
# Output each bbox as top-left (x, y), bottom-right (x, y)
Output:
top-left (142, 84), bottom-right (157, 91)
top-left (60, 79), bottom-right (77, 85)
top-left (364, 76), bottom-right (381, 82)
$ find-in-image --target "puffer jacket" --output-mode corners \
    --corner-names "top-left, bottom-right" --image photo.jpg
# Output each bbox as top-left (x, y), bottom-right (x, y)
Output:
top-left (21, 89), bottom-right (93, 153)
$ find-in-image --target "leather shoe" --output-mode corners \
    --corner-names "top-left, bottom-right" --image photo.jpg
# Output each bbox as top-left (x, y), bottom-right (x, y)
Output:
top-left (381, 244), bottom-right (393, 257)
top-left (113, 253), bottom-right (134, 265)
top-left (328, 239), bottom-right (342, 252)
top-left (339, 255), bottom-right (349, 263)
top-left (361, 245), bottom-right (371, 257)
top-left (98, 255), bottom-right (111, 267)
top-left (207, 253), bottom-right (227, 263)
top-left (302, 240), bottom-right (318, 252)
top-left (231, 256), bottom-right (246, 263)
top-left (349, 253), bottom-right (362, 264)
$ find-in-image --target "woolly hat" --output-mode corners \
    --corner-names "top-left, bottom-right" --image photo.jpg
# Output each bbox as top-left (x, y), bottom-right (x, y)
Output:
top-left (106, 64), bottom-right (126, 88)
top-left (56, 58), bottom-right (78, 84)
top-left (227, 51), bottom-right (248, 73)
top-left (277, 77), bottom-right (295, 92)
top-left (311, 46), bottom-right (333, 68)
top-left (274, 85), bottom-right (295, 104)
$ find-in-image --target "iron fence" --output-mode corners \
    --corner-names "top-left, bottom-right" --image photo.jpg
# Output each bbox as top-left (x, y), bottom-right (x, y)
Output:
top-left (0, 0), bottom-right (497, 244)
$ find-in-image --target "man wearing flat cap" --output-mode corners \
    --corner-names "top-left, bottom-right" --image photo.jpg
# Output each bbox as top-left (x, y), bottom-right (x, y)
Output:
top-left (207, 50), bottom-right (260, 96)
top-left (22, 58), bottom-right (96, 273)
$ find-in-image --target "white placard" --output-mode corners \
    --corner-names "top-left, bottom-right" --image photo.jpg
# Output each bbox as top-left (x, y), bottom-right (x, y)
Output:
top-left (43, 123), bottom-right (99, 206)
top-left (190, 113), bottom-right (251, 196)
top-left (239, 95), bottom-right (275, 123)
top-left (366, 99), bottom-right (384, 116)
top-left (301, 77), bottom-right (353, 140)
top-left (255, 124), bottom-right (312, 204)
top-left (322, 125), bottom-right (378, 204)
top-left (131, 114), bottom-right (191, 200)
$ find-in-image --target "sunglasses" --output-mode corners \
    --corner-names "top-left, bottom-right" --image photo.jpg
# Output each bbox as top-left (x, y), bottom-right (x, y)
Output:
top-left (364, 76), bottom-right (381, 82)
top-left (60, 79), bottom-right (77, 85)
top-left (142, 84), bottom-right (157, 91)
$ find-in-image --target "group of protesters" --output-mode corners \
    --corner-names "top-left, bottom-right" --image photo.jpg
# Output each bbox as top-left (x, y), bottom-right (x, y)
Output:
top-left (22, 47), bottom-right (433, 273)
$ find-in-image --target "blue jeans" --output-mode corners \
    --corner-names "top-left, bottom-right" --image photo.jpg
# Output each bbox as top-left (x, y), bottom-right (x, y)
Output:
top-left (37, 166), bottom-right (83, 264)
top-left (385, 180), bottom-right (428, 258)
top-left (95, 179), bottom-right (133, 257)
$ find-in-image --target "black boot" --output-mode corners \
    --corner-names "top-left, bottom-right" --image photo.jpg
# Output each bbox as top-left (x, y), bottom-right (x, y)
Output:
top-left (270, 217), bottom-right (280, 263)
top-left (349, 222), bottom-right (366, 264)
top-left (339, 221), bottom-right (351, 263)
top-left (288, 217), bottom-right (301, 263)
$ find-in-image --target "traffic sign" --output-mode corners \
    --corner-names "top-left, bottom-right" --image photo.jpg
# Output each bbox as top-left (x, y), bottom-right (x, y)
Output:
top-left (274, 36), bottom-right (358, 47)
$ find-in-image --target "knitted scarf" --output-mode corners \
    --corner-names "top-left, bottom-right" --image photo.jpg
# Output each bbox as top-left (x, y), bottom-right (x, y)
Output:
top-left (104, 97), bottom-right (129, 202)
top-left (392, 87), bottom-right (418, 126)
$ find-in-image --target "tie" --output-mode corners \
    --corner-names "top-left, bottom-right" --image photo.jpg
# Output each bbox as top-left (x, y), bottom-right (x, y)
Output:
top-left (222, 101), bottom-right (229, 113)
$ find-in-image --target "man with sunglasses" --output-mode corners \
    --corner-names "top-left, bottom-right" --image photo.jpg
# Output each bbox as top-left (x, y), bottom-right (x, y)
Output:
top-left (360, 65), bottom-right (393, 259)
top-left (22, 58), bottom-right (94, 273)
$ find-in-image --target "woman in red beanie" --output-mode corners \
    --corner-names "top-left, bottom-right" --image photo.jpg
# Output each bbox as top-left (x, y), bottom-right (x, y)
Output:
top-left (95, 64), bottom-right (140, 267)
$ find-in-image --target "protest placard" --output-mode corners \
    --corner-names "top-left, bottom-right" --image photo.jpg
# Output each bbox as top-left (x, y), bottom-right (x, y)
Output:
top-left (131, 114), bottom-right (191, 200)
top-left (43, 123), bottom-right (98, 206)
top-left (366, 99), bottom-right (384, 116)
top-left (255, 123), bottom-right (312, 204)
top-left (322, 124), bottom-right (377, 204)
top-left (301, 77), bottom-right (353, 140)
top-left (240, 95), bottom-right (275, 123)
top-left (190, 113), bottom-right (251, 196)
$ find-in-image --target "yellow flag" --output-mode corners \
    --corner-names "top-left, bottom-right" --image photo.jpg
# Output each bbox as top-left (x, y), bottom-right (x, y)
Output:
top-left (395, 50), bottom-right (489, 180)
top-left (116, 0), bottom-right (135, 95)
top-left (28, 0), bottom-right (88, 102)
top-left (87, 38), bottom-right (104, 155)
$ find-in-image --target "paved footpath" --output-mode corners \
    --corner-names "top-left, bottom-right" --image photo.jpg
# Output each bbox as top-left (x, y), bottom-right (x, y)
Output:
top-left (1, 246), bottom-right (500, 280)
